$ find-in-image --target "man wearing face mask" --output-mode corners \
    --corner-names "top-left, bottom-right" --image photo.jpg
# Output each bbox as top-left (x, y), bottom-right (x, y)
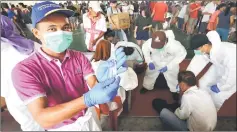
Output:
top-left (11, 1), bottom-right (127, 131)
top-left (159, 71), bottom-right (217, 131)
top-left (187, 31), bottom-right (236, 110)
top-left (141, 30), bottom-right (187, 102)
top-left (83, 1), bottom-right (107, 52)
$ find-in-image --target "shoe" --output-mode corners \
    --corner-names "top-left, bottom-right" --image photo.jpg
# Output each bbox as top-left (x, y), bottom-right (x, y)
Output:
top-left (152, 98), bottom-right (168, 114)
top-left (140, 88), bottom-right (149, 94)
top-left (172, 92), bottom-right (180, 101)
top-left (167, 102), bottom-right (180, 112)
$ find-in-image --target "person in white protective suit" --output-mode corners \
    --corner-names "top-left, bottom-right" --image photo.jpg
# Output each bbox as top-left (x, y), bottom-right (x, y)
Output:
top-left (1, 15), bottom-right (44, 131)
top-left (141, 30), bottom-right (187, 101)
top-left (91, 39), bottom-right (138, 130)
top-left (187, 31), bottom-right (236, 110)
top-left (115, 41), bottom-right (146, 74)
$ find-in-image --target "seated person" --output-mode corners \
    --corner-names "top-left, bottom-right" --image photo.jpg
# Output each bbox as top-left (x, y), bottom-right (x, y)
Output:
top-left (141, 30), bottom-right (187, 101)
top-left (159, 71), bottom-right (217, 131)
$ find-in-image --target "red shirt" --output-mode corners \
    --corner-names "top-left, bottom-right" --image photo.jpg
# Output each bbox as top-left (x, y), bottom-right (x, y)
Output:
top-left (152, 2), bottom-right (168, 22)
top-left (189, 3), bottom-right (200, 19)
top-left (149, 2), bottom-right (156, 12)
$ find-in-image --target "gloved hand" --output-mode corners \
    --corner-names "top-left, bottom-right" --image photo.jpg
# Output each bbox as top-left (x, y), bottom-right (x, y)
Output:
top-left (96, 47), bottom-right (127, 82)
top-left (211, 85), bottom-right (220, 93)
top-left (159, 66), bottom-right (168, 73)
top-left (148, 62), bottom-right (155, 70)
top-left (84, 77), bottom-right (121, 107)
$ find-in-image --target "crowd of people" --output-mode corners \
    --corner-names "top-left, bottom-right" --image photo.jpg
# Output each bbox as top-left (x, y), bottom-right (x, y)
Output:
top-left (1, 0), bottom-right (236, 131)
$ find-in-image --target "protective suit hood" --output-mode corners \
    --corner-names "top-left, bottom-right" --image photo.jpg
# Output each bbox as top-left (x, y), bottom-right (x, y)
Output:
top-left (206, 31), bottom-right (222, 64)
top-left (164, 30), bottom-right (175, 40)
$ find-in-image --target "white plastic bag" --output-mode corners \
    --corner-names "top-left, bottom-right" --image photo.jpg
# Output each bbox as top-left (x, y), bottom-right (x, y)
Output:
top-left (48, 107), bottom-right (101, 131)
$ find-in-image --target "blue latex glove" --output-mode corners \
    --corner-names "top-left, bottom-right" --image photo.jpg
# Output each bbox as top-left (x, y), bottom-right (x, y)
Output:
top-left (211, 85), bottom-right (220, 93)
top-left (96, 47), bottom-right (127, 82)
top-left (84, 77), bottom-right (121, 107)
top-left (159, 66), bottom-right (168, 73)
top-left (148, 62), bottom-right (155, 70)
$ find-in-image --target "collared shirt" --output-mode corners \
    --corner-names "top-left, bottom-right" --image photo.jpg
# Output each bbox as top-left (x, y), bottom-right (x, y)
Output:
top-left (201, 2), bottom-right (217, 22)
top-left (12, 48), bottom-right (94, 129)
top-left (175, 86), bottom-right (217, 131)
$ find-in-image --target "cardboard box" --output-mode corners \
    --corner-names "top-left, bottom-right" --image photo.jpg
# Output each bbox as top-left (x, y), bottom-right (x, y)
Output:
top-left (111, 13), bottom-right (130, 29)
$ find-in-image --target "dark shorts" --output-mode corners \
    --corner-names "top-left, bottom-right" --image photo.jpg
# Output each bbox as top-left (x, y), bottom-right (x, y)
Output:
top-left (136, 31), bottom-right (149, 40)
top-left (152, 21), bottom-right (163, 31)
top-left (178, 17), bottom-right (184, 29)
top-left (199, 22), bottom-right (208, 33)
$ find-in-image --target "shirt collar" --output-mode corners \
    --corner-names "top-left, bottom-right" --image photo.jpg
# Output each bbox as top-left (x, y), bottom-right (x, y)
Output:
top-left (38, 48), bottom-right (71, 62)
top-left (184, 85), bottom-right (198, 94)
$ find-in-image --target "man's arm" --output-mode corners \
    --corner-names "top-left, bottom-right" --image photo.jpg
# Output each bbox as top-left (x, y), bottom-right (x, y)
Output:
top-left (86, 75), bottom-right (97, 88)
top-left (27, 96), bottom-right (87, 129)
top-left (92, 32), bottom-right (105, 45)
top-left (151, 9), bottom-right (155, 17)
top-left (175, 96), bottom-right (191, 120)
top-left (230, 15), bottom-right (235, 26)
top-left (166, 40), bottom-right (187, 71)
top-left (142, 39), bottom-right (153, 63)
top-left (190, 6), bottom-right (201, 12)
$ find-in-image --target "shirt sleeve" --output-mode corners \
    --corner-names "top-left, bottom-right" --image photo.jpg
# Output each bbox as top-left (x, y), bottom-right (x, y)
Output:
top-left (79, 52), bottom-right (95, 80)
top-left (175, 95), bottom-right (192, 120)
top-left (135, 16), bottom-right (139, 26)
top-left (11, 63), bottom-right (46, 104)
top-left (100, 15), bottom-right (107, 32)
top-left (107, 7), bottom-right (112, 16)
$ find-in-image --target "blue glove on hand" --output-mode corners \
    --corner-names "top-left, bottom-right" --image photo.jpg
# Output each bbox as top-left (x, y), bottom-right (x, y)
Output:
top-left (84, 77), bottom-right (121, 107)
top-left (96, 47), bottom-right (127, 82)
top-left (149, 62), bottom-right (155, 70)
top-left (211, 85), bottom-right (220, 93)
top-left (159, 66), bottom-right (168, 73)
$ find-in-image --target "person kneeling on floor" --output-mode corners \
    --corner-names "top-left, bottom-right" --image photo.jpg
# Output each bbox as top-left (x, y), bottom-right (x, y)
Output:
top-left (159, 71), bottom-right (217, 131)
top-left (141, 30), bottom-right (187, 102)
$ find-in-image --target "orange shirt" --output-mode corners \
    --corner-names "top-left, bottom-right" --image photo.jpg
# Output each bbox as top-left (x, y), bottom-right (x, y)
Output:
top-left (152, 2), bottom-right (168, 22)
top-left (189, 3), bottom-right (200, 19)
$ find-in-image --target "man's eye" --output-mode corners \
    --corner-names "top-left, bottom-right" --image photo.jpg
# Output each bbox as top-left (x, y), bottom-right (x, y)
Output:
top-left (48, 28), bottom-right (56, 32)
top-left (63, 26), bottom-right (71, 31)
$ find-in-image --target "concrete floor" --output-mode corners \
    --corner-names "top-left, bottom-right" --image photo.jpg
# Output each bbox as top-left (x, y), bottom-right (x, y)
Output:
top-left (1, 111), bottom-right (236, 131)
top-left (101, 116), bottom-right (237, 131)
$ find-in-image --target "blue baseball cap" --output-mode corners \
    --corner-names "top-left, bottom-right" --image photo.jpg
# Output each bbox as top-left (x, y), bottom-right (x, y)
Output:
top-left (31, 1), bottom-right (74, 28)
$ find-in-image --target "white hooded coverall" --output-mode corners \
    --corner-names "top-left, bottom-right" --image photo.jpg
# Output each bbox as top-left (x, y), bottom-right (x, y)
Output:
top-left (187, 31), bottom-right (236, 110)
top-left (142, 30), bottom-right (187, 92)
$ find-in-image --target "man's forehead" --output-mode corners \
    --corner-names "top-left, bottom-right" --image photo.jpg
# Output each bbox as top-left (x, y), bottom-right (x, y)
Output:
top-left (39, 14), bottom-right (69, 25)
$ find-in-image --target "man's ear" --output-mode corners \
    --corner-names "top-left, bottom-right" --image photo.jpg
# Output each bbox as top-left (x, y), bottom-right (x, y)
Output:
top-left (32, 28), bottom-right (41, 40)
